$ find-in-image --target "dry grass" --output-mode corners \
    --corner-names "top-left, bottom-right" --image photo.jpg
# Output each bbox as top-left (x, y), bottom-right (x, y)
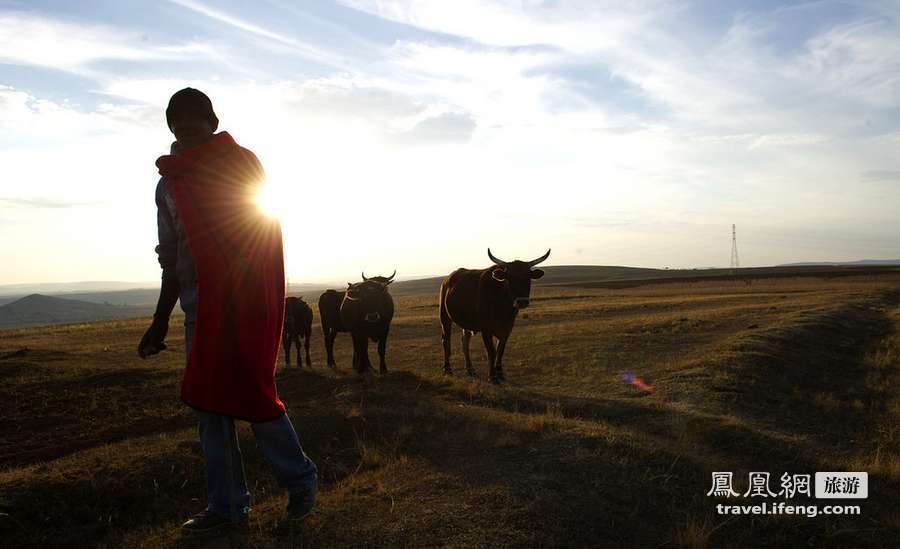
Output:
top-left (0, 273), bottom-right (899, 547)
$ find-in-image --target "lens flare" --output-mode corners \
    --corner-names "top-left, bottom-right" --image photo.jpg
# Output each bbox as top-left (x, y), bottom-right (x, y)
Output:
top-left (622, 371), bottom-right (654, 392)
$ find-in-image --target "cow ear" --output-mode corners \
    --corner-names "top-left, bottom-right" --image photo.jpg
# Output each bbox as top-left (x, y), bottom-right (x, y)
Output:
top-left (492, 268), bottom-right (507, 282)
top-left (347, 282), bottom-right (353, 288)
top-left (530, 269), bottom-right (545, 280)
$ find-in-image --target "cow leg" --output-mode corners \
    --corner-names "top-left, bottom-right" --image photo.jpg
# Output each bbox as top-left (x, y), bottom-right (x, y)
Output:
top-left (352, 332), bottom-right (372, 374)
top-left (440, 307), bottom-right (452, 374)
top-left (495, 335), bottom-right (508, 383)
top-left (361, 335), bottom-right (373, 373)
top-left (304, 333), bottom-right (312, 368)
top-left (283, 334), bottom-right (292, 367)
top-left (293, 335), bottom-right (303, 367)
top-left (325, 330), bottom-right (337, 368)
top-left (461, 330), bottom-right (476, 377)
top-left (377, 327), bottom-right (389, 374)
top-left (481, 332), bottom-right (499, 383)
top-left (350, 332), bottom-right (358, 371)
top-left (350, 331), bottom-right (361, 373)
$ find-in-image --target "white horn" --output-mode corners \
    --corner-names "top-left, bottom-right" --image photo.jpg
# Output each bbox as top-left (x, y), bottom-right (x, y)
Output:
top-left (527, 249), bottom-right (551, 267)
top-left (487, 248), bottom-right (508, 266)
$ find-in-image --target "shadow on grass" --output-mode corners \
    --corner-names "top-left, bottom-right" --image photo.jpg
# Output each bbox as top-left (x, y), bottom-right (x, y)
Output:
top-left (700, 290), bottom-right (900, 446)
top-left (4, 288), bottom-right (899, 547)
top-left (0, 367), bottom-right (191, 468)
top-left (271, 368), bottom-right (890, 547)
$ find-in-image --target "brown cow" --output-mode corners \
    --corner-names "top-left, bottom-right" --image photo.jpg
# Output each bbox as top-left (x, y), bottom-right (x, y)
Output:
top-left (440, 249), bottom-right (550, 384)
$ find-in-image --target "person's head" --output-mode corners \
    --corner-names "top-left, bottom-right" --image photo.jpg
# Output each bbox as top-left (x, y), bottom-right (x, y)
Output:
top-left (166, 88), bottom-right (218, 149)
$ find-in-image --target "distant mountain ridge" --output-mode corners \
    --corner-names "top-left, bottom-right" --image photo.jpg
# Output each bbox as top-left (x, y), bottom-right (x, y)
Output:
top-left (0, 283), bottom-right (336, 308)
top-left (4, 263), bottom-right (899, 329)
top-left (778, 259), bottom-right (900, 267)
top-left (5, 259), bottom-right (898, 299)
top-left (0, 294), bottom-right (152, 328)
top-left (0, 281), bottom-right (157, 297)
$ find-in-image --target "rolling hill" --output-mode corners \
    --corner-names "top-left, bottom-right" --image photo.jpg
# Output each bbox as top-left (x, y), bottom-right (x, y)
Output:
top-left (0, 294), bottom-right (153, 328)
top-left (1, 272), bottom-right (898, 547)
top-left (778, 259), bottom-right (900, 267)
top-left (360, 264), bottom-right (900, 296)
top-left (5, 265), bottom-right (900, 328)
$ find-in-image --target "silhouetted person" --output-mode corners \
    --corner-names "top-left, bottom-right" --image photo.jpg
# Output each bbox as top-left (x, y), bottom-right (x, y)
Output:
top-left (138, 87), bottom-right (316, 535)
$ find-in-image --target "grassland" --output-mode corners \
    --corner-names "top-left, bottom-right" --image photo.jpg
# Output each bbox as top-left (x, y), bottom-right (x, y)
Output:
top-left (1, 273), bottom-right (899, 548)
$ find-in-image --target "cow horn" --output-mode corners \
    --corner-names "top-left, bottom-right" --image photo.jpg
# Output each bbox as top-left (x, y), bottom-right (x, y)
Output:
top-left (386, 269), bottom-right (396, 282)
top-left (361, 272), bottom-right (368, 281)
top-left (527, 248), bottom-right (551, 267)
top-left (345, 283), bottom-right (360, 301)
top-left (487, 248), bottom-right (508, 266)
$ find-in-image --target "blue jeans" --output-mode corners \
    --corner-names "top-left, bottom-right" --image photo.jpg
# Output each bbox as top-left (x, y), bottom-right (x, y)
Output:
top-left (183, 287), bottom-right (317, 522)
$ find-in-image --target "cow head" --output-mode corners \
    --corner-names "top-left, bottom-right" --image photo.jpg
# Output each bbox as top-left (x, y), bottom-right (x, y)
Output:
top-left (487, 248), bottom-right (550, 309)
top-left (345, 276), bottom-right (394, 322)
top-left (361, 270), bottom-right (396, 285)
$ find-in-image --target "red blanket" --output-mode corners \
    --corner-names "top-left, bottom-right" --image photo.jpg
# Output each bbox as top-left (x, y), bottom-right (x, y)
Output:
top-left (156, 132), bottom-right (286, 422)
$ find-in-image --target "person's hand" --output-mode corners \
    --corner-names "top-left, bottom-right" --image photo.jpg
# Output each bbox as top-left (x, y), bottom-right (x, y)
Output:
top-left (138, 315), bottom-right (169, 358)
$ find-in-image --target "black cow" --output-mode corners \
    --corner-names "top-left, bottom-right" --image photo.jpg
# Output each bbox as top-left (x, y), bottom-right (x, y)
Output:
top-left (340, 271), bottom-right (396, 374)
top-left (283, 296), bottom-right (312, 367)
top-left (440, 249), bottom-right (550, 383)
top-left (318, 288), bottom-right (346, 368)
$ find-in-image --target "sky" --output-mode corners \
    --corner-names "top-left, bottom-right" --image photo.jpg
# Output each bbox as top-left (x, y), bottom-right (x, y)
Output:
top-left (1, 0), bottom-right (899, 285)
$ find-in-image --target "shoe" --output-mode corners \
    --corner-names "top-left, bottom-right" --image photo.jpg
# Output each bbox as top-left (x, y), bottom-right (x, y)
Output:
top-left (287, 492), bottom-right (316, 522)
top-left (181, 509), bottom-right (246, 534)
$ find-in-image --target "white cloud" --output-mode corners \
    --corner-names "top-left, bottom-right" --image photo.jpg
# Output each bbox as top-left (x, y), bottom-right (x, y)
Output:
top-left (0, 85), bottom-right (158, 138)
top-left (394, 111), bottom-right (476, 145)
top-left (340, 0), bottom-right (669, 53)
top-left (168, 0), bottom-right (350, 68)
top-left (787, 17), bottom-right (900, 108)
top-left (340, 0), bottom-right (900, 137)
top-left (0, 11), bottom-right (217, 76)
top-left (748, 133), bottom-right (830, 149)
top-left (382, 41), bottom-right (561, 127)
top-left (3, 2), bottom-right (900, 283)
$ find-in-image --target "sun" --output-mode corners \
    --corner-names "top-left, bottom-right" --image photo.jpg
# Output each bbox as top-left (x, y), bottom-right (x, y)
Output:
top-left (255, 180), bottom-right (284, 219)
